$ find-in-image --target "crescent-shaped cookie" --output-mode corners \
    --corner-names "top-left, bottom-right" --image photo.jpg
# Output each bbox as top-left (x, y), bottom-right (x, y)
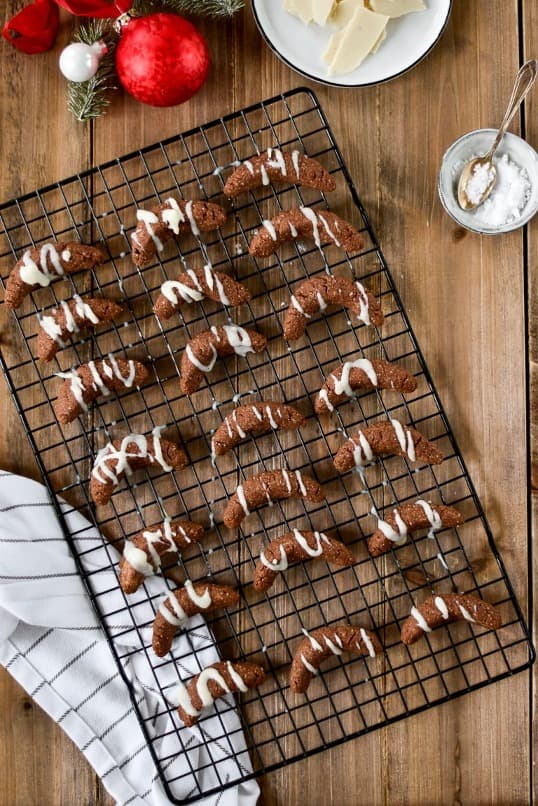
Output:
top-left (119, 519), bottom-right (205, 594)
top-left (315, 357), bottom-right (417, 414)
top-left (90, 429), bottom-right (188, 505)
top-left (37, 295), bottom-right (124, 362)
top-left (283, 275), bottom-right (383, 341)
top-left (400, 593), bottom-right (502, 645)
top-left (253, 529), bottom-right (355, 592)
top-left (152, 581), bottom-right (240, 656)
top-left (222, 148), bottom-right (336, 197)
top-left (54, 357), bottom-right (150, 424)
top-left (131, 198), bottom-right (227, 267)
top-left (211, 402), bottom-right (305, 457)
top-left (5, 242), bottom-right (107, 309)
top-left (248, 206), bottom-right (365, 258)
top-left (172, 661), bottom-right (266, 727)
top-left (153, 266), bottom-right (251, 320)
top-left (180, 324), bottom-right (266, 395)
top-left (333, 419), bottom-right (444, 473)
top-left (223, 469), bottom-right (325, 529)
top-left (290, 624), bottom-right (382, 693)
top-left (368, 500), bottom-right (464, 557)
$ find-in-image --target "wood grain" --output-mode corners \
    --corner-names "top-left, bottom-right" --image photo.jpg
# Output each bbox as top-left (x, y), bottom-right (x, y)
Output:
top-left (0, 2), bottom-right (534, 805)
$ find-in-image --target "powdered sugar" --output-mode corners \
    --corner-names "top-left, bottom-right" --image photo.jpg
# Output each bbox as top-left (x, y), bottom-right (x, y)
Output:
top-left (473, 153), bottom-right (531, 226)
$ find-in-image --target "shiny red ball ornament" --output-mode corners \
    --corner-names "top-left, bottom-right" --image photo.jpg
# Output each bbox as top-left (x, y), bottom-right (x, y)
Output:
top-left (115, 13), bottom-right (210, 107)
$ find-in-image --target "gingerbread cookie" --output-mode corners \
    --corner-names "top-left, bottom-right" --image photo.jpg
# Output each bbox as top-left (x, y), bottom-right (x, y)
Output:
top-left (90, 428), bottom-right (188, 505)
top-left (248, 206), bottom-right (364, 258)
top-left (211, 402), bottom-right (305, 458)
top-left (400, 593), bottom-right (502, 645)
top-left (223, 148), bottom-right (336, 197)
top-left (180, 324), bottom-right (266, 395)
top-left (37, 295), bottom-right (124, 362)
top-left (283, 275), bottom-right (383, 340)
top-left (5, 242), bottom-right (107, 309)
top-left (152, 581), bottom-right (240, 656)
top-left (253, 529), bottom-right (355, 592)
top-left (54, 357), bottom-right (149, 424)
top-left (153, 266), bottom-right (250, 320)
top-left (368, 500), bottom-right (464, 557)
top-left (290, 624), bottom-right (382, 693)
top-left (333, 419), bottom-right (444, 473)
top-left (223, 469), bottom-right (325, 529)
top-left (131, 198), bottom-right (227, 267)
top-left (172, 661), bottom-right (266, 727)
top-left (119, 519), bottom-right (205, 594)
top-left (315, 357), bottom-right (417, 414)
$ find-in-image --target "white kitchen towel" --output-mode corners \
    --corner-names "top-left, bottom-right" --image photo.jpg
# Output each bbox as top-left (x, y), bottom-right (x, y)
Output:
top-left (0, 471), bottom-right (259, 806)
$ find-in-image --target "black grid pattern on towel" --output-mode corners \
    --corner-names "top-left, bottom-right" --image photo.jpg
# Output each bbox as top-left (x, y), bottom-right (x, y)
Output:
top-left (0, 88), bottom-right (533, 804)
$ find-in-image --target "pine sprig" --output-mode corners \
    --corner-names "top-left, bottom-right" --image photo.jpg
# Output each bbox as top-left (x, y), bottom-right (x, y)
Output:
top-left (66, 21), bottom-right (118, 122)
top-left (132, 0), bottom-right (244, 16)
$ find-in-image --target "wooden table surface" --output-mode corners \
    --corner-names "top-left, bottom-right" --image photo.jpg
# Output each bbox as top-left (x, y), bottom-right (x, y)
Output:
top-left (0, 1), bottom-right (536, 804)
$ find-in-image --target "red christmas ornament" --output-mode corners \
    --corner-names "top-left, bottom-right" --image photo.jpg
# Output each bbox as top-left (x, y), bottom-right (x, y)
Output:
top-left (115, 13), bottom-right (210, 107)
top-left (2, 0), bottom-right (59, 54)
top-left (53, 0), bottom-right (132, 16)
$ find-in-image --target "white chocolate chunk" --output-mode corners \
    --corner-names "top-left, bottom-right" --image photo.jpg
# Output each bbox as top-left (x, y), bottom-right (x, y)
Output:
top-left (368, 0), bottom-right (425, 18)
top-left (283, 0), bottom-right (314, 24)
top-left (312, 0), bottom-right (336, 25)
top-left (324, 7), bottom-right (389, 75)
top-left (329, 0), bottom-right (361, 29)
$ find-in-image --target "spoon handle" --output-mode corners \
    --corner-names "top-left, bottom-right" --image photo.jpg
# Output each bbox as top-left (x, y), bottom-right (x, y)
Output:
top-left (486, 59), bottom-right (537, 159)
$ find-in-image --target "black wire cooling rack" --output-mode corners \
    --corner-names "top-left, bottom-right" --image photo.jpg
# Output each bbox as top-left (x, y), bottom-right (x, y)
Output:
top-left (0, 88), bottom-right (533, 804)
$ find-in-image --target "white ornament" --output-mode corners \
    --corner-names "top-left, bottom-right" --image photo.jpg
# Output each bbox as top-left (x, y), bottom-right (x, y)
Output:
top-left (59, 42), bottom-right (107, 83)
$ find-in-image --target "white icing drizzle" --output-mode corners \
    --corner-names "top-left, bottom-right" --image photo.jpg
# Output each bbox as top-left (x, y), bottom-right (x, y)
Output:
top-left (168, 681), bottom-right (200, 717)
top-left (354, 281), bottom-right (371, 326)
top-left (236, 484), bottom-right (250, 517)
top-left (352, 430), bottom-right (374, 467)
top-left (73, 295), bottom-right (100, 324)
top-left (288, 221), bottom-right (298, 238)
top-left (266, 147), bottom-right (287, 176)
top-left (323, 634), bottom-right (343, 655)
top-left (295, 471), bottom-right (307, 497)
top-left (184, 579), bottom-right (211, 609)
top-left (318, 388), bottom-right (334, 412)
top-left (59, 301), bottom-right (77, 334)
top-left (61, 249), bottom-right (71, 262)
top-left (458, 603), bottom-right (475, 623)
top-left (185, 200), bottom-right (200, 237)
top-left (299, 206), bottom-right (321, 247)
top-left (411, 606), bottom-right (432, 633)
top-left (162, 279), bottom-right (204, 304)
top-left (39, 314), bottom-right (64, 344)
top-left (434, 596), bottom-right (450, 620)
top-left (359, 628), bottom-right (376, 658)
top-left (292, 529), bottom-right (329, 557)
top-left (291, 150), bottom-right (301, 178)
top-left (290, 295), bottom-right (307, 318)
top-left (318, 213), bottom-right (341, 247)
top-left (260, 544), bottom-right (289, 571)
top-left (56, 369), bottom-right (87, 411)
top-left (437, 552), bottom-right (449, 571)
top-left (91, 428), bottom-right (172, 485)
top-left (137, 209), bottom-right (163, 252)
top-left (19, 243), bottom-right (65, 287)
top-left (377, 510), bottom-right (408, 546)
top-left (221, 325), bottom-right (254, 357)
top-left (416, 499), bottom-right (443, 537)
top-left (332, 359), bottom-right (378, 396)
top-left (244, 160), bottom-right (255, 175)
top-left (161, 198), bottom-right (185, 234)
top-left (226, 661), bottom-right (248, 693)
top-left (232, 409), bottom-right (246, 439)
top-left (265, 406), bottom-right (278, 429)
top-left (195, 667), bottom-right (230, 707)
top-left (315, 290), bottom-right (328, 311)
top-left (281, 469), bottom-right (292, 494)
top-left (123, 540), bottom-right (154, 577)
top-left (390, 419), bottom-right (416, 461)
top-left (260, 164), bottom-right (270, 186)
top-left (251, 405), bottom-right (264, 422)
top-left (159, 591), bottom-right (187, 626)
top-left (300, 654), bottom-right (318, 675)
top-left (186, 343), bottom-right (218, 373)
top-left (262, 220), bottom-right (278, 241)
top-left (301, 628), bottom-right (323, 652)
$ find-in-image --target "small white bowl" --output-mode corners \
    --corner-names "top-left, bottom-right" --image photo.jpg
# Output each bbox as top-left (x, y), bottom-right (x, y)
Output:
top-left (438, 128), bottom-right (538, 234)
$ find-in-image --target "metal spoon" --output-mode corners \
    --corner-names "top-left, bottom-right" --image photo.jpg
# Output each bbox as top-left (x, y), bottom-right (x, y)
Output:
top-left (457, 59), bottom-right (537, 211)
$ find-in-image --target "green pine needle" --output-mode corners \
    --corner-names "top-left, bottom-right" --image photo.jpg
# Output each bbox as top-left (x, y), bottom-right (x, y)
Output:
top-left (66, 21), bottom-right (118, 123)
top-left (133, 0), bottom-right (244, 16)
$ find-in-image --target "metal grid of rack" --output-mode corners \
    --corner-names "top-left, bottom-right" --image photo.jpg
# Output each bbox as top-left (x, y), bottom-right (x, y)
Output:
top-left (0, 88), bottom-right (533, 804)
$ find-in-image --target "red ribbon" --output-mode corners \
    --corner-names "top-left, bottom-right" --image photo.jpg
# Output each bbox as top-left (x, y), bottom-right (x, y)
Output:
top-left (2, 0), bottom-right (59, 54)
top-left (2, 0), bottom-right (132, 54)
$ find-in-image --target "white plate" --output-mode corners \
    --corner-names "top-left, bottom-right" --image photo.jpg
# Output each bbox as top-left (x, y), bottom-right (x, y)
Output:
top-left (252, 0), bottom-right (452, 87)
